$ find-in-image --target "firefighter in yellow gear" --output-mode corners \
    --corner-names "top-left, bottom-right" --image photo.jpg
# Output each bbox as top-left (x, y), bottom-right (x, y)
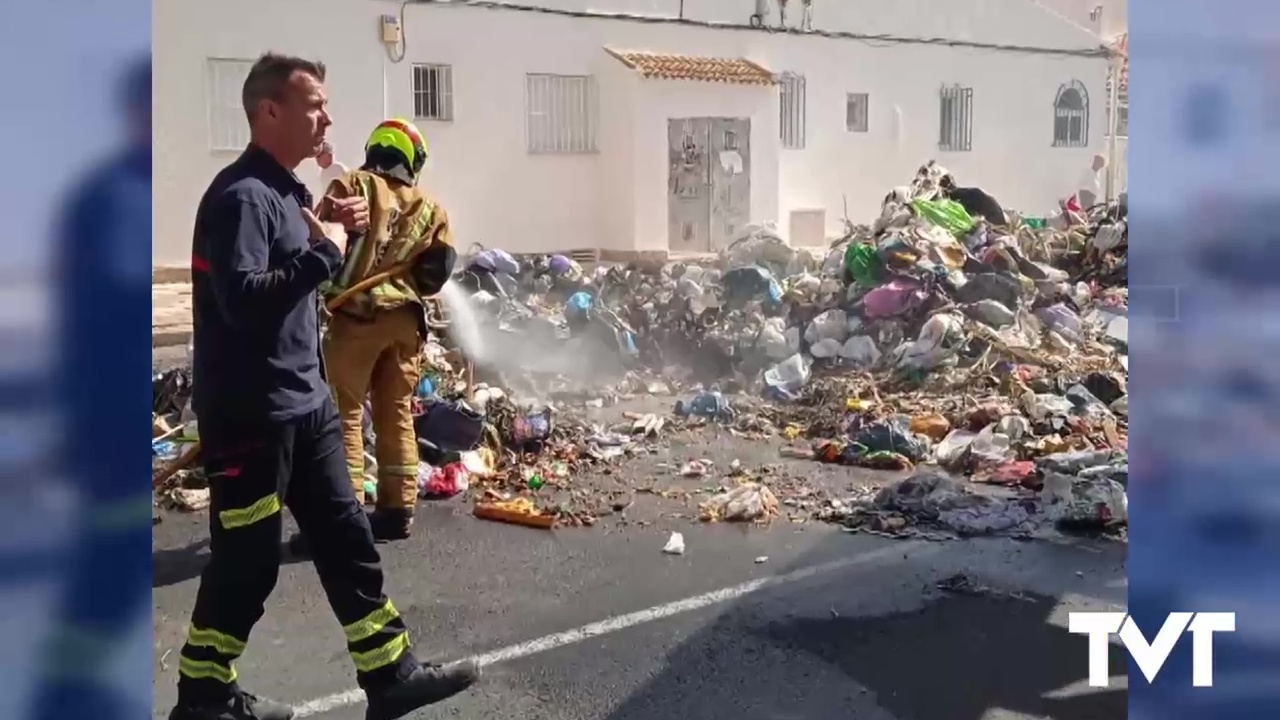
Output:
top-left (320, 119), bottom-right (457, 541)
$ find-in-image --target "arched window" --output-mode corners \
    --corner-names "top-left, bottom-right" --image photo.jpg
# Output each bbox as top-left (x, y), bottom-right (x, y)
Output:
top-left (1053, 80), bottom-right (1089, 147)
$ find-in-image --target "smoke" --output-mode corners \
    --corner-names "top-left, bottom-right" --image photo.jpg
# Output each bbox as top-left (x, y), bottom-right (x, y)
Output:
top-left (437, 281), bottom-right (627, 397)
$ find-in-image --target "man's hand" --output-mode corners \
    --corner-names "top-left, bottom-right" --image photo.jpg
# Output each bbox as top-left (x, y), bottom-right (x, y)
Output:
top-left (322, 195), bottom-right (370, 232)
top-left (301, 207), bottom-right (348, 256)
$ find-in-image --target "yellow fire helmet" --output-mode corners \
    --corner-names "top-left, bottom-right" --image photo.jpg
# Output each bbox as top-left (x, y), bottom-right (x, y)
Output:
top-left (364, 118), bottom-right (428, 182)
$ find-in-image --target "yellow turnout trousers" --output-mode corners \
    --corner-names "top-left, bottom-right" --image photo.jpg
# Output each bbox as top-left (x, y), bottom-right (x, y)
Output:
top-left (323, 305), bottom-right (422, 510)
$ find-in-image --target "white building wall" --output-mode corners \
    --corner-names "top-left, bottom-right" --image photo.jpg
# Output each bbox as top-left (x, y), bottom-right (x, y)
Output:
top-left (597, 58), bottom-right (639, 253)
top-left (153, 0), bottom-right (1108, 266)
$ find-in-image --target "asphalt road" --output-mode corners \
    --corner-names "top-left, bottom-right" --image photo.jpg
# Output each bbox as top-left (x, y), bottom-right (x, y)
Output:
top-left (153, 465), bottom-right (1129, 720)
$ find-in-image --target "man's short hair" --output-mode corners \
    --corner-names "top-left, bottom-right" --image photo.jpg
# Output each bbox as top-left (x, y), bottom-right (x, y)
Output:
top-left (241, 52), bottom-right (327, 122)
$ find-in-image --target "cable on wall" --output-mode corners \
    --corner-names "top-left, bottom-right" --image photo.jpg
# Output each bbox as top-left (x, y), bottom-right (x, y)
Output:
top-left (406, 0), bottom-right (1113, 59)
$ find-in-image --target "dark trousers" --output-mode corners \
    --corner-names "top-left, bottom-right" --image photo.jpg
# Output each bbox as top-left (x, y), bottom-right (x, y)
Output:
top-left (177, 397), bottom-right (416, 703)
top-left (29, 423), bottom-right (154, 719)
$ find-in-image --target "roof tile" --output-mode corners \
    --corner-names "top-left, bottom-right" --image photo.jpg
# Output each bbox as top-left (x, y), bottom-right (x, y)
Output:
top-left (605, 49), bottom-right (776, 85)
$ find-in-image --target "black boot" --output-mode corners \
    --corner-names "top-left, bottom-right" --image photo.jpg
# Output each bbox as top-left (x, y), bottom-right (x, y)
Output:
top-left (169, 689), bottom-right (294, 720)
top-left (368, 507), bottom-right (414, 542)
top-left (365, 660), bottom-right (481, 720)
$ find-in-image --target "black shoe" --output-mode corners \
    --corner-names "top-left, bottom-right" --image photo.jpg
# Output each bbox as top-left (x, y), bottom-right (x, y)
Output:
top-left (169, 690), bottom-right (294, 720)
top-left (368, 508), bottom-right (414, 542)
top-left (365, 660), bottom-right (480, 720)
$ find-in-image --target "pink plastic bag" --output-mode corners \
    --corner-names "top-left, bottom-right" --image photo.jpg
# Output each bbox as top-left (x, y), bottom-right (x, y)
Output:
top-left (861, 279), bottom-right (925, 318)
top-left (419, 463), bottom-right (470, 498)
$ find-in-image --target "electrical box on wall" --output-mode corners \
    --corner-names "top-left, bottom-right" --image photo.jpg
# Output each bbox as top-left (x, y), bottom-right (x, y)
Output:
top-left (380, 15), bottom-right (402, 44)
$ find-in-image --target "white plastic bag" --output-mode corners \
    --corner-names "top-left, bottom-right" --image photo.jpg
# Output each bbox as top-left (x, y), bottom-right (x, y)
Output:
top-left (810, 337), bottom-right (843, 359)
top-left (839, 336), bottom-right (881, 366)
top-left (804, 309), bottom-right (849, 344)
top-left (764, 353), bottom-right (812, 395)
top-left (700, 482), bottom-right (779, 522)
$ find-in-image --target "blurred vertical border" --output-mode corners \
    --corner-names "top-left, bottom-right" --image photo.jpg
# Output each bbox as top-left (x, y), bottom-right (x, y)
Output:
top-left (0, 0), bottom-right (153, 717)
top-left (1129, 0), bottom-right (1280, 717)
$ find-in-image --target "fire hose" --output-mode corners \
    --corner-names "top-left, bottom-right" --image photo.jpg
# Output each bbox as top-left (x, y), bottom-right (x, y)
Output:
top-left (154, 263), bottom-right (422, 488)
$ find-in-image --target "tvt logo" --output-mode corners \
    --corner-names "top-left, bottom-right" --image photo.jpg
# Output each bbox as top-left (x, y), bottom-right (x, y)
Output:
top-left (1068, 612), bottom-right (1236, 687)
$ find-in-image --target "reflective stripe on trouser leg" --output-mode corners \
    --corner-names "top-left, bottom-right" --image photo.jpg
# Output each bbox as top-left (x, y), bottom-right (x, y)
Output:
top-left (349, 461), bottom-right (368, 502)
top-left (180, 491), bottom-right (278, 689)
top-left (217, 493), bottom-right (282, 530)
top-left (177, 624), bottom-right (248, 686)
top-left (344, 600), bottom-right (411, 674)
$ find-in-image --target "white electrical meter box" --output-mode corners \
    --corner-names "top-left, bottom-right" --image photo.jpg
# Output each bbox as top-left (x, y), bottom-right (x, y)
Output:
top-left (380, 15), bottom-right (403, 44)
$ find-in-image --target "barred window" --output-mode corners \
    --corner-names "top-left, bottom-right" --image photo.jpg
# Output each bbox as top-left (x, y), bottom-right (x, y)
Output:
top-left (780, 72), bottom-right (807, 149)
top-left (525, 74), bottom-right (597, 154)
top-left (939, 85), bottom-right (973, 152)
top-left (1053, 80), bottom-right (1089, 147)
top-left (412, 64), bottom-right (454, 121)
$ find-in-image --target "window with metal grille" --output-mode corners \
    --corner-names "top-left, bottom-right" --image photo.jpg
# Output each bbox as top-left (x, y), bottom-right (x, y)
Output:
top-left (1053, 80), bottom-right (1089, 147)
top-left (938, 85), bottom-right (973, 152)
top-left (412, 64), bottom-right (453, 121)
top-left (780, 72), bottom-right (806, 149)
top-left (846, 92), bottom-right (869, 133)
top-left (206, 58), bottom-right (253, 152)
top-left (525, 74), bottom-right (598, 154)
top-left (1106, 77), bottom-right (1129, 137)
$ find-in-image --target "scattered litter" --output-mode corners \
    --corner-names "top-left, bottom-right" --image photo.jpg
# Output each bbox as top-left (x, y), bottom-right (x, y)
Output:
top-left (680, 459), bottom-right (713, 477)
top-left (662, 532), bottom-right (686, 555)
top-left (700, 482), bottom-right (780, 523)
top-left (152, 160), bottom-right (1127, 548)
top-left (473, 495), bottom-right (556, 529)
top-left (420, 462), bottom-right (470, 499)
top-left (936, 572), bottom-right (1031, 600)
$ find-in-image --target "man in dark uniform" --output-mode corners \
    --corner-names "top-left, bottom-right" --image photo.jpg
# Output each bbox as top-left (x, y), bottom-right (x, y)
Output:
top-left (27, 54), bottom-right (156, 720)
top-left (171, 52), bottom-right (478, 720)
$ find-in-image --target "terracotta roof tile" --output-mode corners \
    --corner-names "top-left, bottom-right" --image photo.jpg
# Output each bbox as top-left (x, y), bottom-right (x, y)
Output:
top-left (605, 49), bottom-right (776, 85)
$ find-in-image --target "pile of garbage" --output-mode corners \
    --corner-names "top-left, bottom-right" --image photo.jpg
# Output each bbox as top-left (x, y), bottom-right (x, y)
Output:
top-left (154, 160), bottom-right (1129, 535)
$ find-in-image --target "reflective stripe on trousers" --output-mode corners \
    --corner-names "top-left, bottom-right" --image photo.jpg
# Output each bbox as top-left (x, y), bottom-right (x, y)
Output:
top-left (178, 624), bottom-right (248, 686)
top-left (344, 600), bottom-right (410, 673)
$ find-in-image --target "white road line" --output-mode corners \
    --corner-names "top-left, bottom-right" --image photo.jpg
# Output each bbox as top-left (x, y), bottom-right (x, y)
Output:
top-left (295, 540), bottom-right (937, 717)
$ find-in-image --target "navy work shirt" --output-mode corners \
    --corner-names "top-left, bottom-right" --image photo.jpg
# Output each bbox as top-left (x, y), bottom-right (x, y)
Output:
top-left (190, 144), bottom-right (343, 424)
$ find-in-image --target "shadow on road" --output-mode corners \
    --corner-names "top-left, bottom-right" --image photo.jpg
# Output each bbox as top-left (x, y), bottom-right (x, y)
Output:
top-left (597, 536), bottom-right (1127, 720)
top-left (152, 537), bottom-right (309, 588)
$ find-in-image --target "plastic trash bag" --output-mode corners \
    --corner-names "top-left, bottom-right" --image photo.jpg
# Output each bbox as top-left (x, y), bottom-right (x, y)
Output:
top-left (894, 313), bottom-right (963, 371)
top-left (1035, 303), bottom-right (1083, 344)
top-left (700, 482), bottom-right (780, 522)
top-left (934, 429), bottom-right (976, 468)
top-left (810, 337), bottom-right (844, 359)
top-left (756, 319), bottom-right (792, 360)
top-left (843, 243), bottom-right (883, 286)
top-left (722, 265), bottom-right (783, 307)
top-left (764, 353), bottom-right (812, 397)
top-left (910, 198), bottom-right (977, 235)
top-left (471, 248), bottom-right (520, 276)
top-left (419, 462), bottom-right (470, 498)
top-left (963, 299), bottom-right (1016, 328)
top-left (1041, 474), bottom-right (1128, 528)
top-left (840, 336), bottom-right (881, 366)
top-left (862, 278), bottom-right (926, 318)
top-left (852, 418), bottom-right (928, 462)
top-left (804, 309), bottom-right (849, 344)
